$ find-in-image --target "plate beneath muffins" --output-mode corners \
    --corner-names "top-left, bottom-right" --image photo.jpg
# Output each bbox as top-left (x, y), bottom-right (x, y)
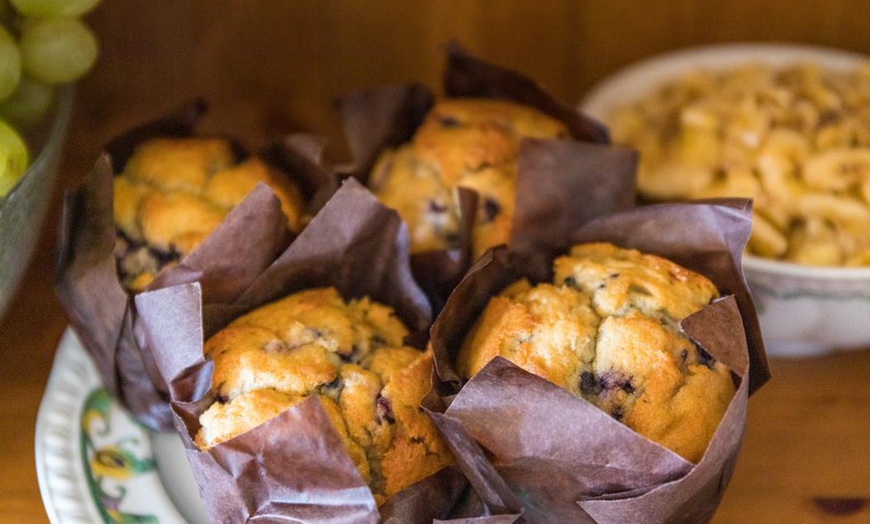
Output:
top-left (35, 329), bottom-right (204, 524)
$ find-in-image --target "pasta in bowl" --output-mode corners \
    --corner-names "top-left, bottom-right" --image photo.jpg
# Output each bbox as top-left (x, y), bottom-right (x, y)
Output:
top-left (580, 43), bottom-right (870, 356)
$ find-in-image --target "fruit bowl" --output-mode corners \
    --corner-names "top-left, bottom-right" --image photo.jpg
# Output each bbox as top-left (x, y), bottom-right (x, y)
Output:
top-left (579, 43), bottom-right (870, 357)
top-left (0, 86), bottom-right (73, 320)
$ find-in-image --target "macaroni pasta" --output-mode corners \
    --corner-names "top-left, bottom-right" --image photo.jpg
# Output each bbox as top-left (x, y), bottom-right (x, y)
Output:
top-left (610, 62), bottom-right (870, 266)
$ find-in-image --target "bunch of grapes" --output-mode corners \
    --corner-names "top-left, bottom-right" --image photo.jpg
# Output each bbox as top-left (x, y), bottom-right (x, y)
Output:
top-left (0, 0), bottom-right (101, 197)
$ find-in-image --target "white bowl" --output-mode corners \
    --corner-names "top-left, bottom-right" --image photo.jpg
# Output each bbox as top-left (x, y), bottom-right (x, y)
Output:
top-left (579, 42), bottom-right (870, 357)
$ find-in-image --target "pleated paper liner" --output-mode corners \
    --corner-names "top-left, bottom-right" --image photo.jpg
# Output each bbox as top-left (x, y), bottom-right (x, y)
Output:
top-left (336, 46), bottom-right (629, 310)
top-left (427, 199), bottom-right (769, 523)
top-left (54, 100), bottom-right (337, 431)
top-left (135, 180), bottom-right (489, 522)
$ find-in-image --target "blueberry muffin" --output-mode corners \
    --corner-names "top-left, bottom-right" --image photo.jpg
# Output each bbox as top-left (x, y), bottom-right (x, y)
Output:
top-left (196, 287), bottom-right (453, 505)
top-left (457, 243), bottom-right (735, 463)
top-left (369, 99), bottom-right (568, 258)
top-left (113, 137), bottom-right (305, 291)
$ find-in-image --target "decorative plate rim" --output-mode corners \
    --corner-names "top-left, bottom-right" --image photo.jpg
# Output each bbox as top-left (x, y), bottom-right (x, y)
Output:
top-left (36, 328), bottom-right (104, 524)
top-left (35, 328), bottom-right (191, 524)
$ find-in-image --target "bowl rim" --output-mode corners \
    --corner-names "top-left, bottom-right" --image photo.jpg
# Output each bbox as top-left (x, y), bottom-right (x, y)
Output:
top-left (0, 85), bottom-right (75, 201)
top-left (21, 86), bottom-right (76, 188)
top-left (580, 41), bottom-right (868, 119)
top-left (0, 86), bottom-right (75, 320)
top-left (742, 255), bottom-right (870, 279)
top-left (579, 41), bottom-right (870, 279)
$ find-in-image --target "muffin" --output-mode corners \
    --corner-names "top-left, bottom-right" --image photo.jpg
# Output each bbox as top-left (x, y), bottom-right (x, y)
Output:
top-left (368, 98), bottom-right (569, 258)
top-left (112, 137), bottom-right (305, 291)
top-left (196, 287), bottom-right (453, 505)
top-left (457, 242), bottom-right (735, 463)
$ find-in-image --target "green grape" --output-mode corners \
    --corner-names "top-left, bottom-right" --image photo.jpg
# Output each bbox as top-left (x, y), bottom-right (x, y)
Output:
top-left (0, 118), bottom-right (29, 197)
top-left (0, 25), bottom-right (21, 101)
top-left (10, 0), bottom-right (101, 18)
top-left (19, 17), bottom-right (98, 85)
top-left (0, 76), bottom-right (53, 127)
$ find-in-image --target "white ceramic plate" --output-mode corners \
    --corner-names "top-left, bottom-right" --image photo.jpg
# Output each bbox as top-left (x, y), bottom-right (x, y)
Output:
top-left (579, 42), bottom-right (870, 357)
top-left (36, 329), bottom-right (207, 524)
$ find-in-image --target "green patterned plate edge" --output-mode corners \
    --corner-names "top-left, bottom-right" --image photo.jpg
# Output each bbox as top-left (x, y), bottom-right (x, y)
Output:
top-left (36, 329), bottom-right (187, 524)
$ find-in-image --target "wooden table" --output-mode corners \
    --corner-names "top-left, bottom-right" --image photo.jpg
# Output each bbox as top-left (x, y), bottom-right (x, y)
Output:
top-left (2, 180), bottom-right (869, 524)
top-left (3, 2), bottom-right (870, 521)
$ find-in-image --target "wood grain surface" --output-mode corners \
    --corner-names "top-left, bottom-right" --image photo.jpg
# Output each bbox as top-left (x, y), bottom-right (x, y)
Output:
top-left (2, 1), bottom-right (870, 522)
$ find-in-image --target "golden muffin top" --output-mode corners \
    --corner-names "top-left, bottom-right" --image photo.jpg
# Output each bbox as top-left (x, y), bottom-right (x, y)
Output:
top-left (369, 98), bottom-right (568, 258)
top-left (197, 287), bottom-right (453, 505)
top-left (113, 137), bottom-right (305, 291)
top-left (458, 243), bottom-right (734, 463)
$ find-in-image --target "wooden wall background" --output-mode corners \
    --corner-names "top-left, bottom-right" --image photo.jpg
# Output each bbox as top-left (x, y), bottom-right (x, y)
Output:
top-left (66, 0), bottom-right (870, 180)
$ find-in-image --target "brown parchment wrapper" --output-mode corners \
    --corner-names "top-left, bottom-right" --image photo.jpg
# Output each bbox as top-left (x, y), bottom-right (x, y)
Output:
top-left (54, 101), bottom-right (336, 431)
top-left (135, 179), bottom-right (480, 523)
top-left (337, 46), bottom-right (624, 309)
top-left (427, 199), bottom-right (770, 523)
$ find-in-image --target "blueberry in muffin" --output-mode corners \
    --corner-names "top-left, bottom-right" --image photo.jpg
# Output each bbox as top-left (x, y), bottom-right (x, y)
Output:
top-left (196, 287), bottom-right (453, 505)
top-left (369, 99), bottom-right (568, 258)
top-left (112, 137), bottom-right (305, 291)
top-left (457, 242), bottom-right (735, 463)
